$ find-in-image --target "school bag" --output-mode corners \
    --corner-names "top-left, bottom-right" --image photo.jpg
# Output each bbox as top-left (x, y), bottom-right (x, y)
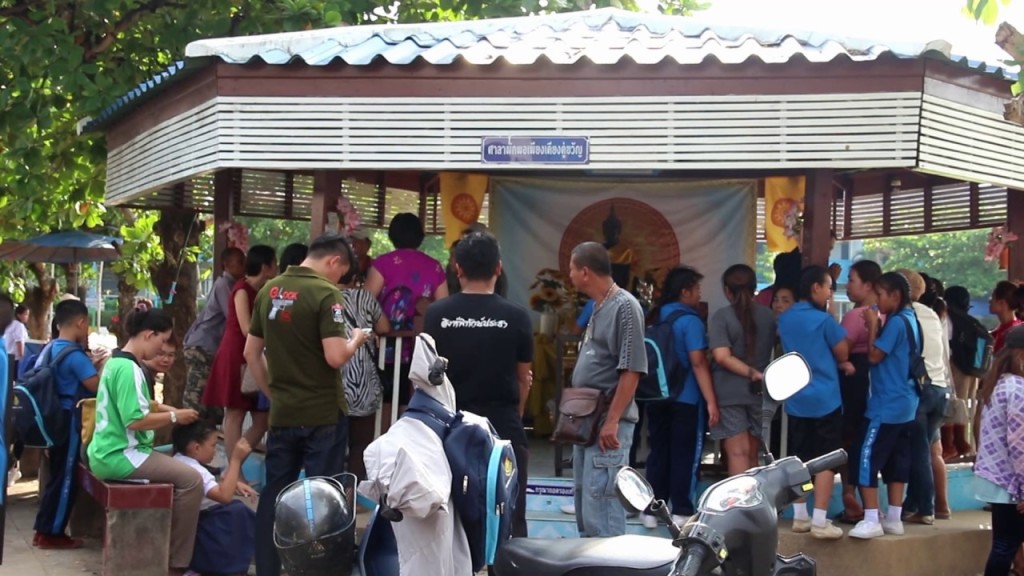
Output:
top-left (403, 389), bottom-right (518, 572)
top-left (637, 309), bottom-right (694, 402)
top-left (11, 343), bottom-right (77, 448)
top-left (896, 312), bottom-right (931, 394)
top-left (947, 307), bottom-right (994, 378)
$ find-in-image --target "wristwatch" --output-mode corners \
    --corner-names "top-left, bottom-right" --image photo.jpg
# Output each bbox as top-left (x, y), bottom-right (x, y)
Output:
top-left (169, 411), bottom-right (177, 424)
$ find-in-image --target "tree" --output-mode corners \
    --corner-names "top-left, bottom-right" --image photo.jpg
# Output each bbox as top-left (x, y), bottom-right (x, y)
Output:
top-left (861, 230), bottom-right (1006, 297)
top-left (2, 0), bottom-right (707, 404)
top-left (965, 0), bottom-right (1024, 122)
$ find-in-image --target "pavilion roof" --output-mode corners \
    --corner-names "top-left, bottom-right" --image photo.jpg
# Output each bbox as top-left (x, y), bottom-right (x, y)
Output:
top-left (83, 7), bottom-right (1015, 132)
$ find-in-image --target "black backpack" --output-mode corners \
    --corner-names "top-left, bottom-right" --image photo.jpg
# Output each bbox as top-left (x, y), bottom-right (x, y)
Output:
top-left (637, 310), bottom-right (694, 402)
top-left (11, 343), bottom-right (77, 448)
top-left (947, 308), bottom-right (995, 378)
top-left (897, 312), bottom-right (931, 394)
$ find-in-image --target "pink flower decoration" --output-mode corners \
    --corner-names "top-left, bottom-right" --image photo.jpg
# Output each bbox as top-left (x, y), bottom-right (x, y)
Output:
top-left (336, 194), bottom-right (361, 237)
top-left (985, 225), bottom-right (1019, 262)
top-left (219, 221), bottom-right (250, 253)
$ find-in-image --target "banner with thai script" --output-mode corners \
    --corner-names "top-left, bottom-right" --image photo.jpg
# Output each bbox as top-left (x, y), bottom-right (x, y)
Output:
top-left (763, 176), bottom-right (805, 253)
top-left (490, 177), bottom-right (757, 316)
top-left (439, 172), bottom-right (488, 248)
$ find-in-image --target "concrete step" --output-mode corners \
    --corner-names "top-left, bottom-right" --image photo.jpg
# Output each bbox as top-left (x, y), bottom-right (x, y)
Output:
top-left (777, 512), bottom-right (991, 576)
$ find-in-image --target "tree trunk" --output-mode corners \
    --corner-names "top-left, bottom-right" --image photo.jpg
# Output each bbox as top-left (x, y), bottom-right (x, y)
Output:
top-left (151, 208), bottom-right (203, 410)
top-left (24, 263), bottom-right (58, 340)
top-left (113, 277), bottom-right (138, 348)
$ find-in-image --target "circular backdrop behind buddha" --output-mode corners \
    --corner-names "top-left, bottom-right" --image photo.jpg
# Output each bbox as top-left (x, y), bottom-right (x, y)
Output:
top-left (558, 198), bottom-right (680, 294)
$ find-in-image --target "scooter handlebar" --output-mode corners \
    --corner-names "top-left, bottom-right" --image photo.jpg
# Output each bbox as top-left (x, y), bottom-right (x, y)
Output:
top-left (673, 544), bottom-right (707, 576)
top-left (805, 449), bottom-right (847, 476)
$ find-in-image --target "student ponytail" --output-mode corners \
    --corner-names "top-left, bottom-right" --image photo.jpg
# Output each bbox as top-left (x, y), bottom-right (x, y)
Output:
top-left (123, 307), bottom-right (173, 339)
top-left (723, 264), bottom-right (758, 362)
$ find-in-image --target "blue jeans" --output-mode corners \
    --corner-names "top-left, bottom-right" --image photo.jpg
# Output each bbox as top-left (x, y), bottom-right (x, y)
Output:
top-left (255, 414), bottom-right (348, 576)
top-left (985, 503), bottom-right (1024, 576)
top-left (573, 420), bottom-right (635, 537)
top-left (904, 385), bottom-right (948, 516)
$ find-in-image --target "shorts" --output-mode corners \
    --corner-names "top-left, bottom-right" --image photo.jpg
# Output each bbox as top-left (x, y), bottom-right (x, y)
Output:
top-left (710, 404), bottom-right (762, 441)
top-left (850, 419), bottom-right (914, 488)
top-left (787, 408), bottom-right (843, 467)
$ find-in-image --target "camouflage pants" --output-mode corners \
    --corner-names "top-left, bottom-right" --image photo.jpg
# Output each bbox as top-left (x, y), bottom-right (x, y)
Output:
top-left (183, 346), bottom-right (222, 422)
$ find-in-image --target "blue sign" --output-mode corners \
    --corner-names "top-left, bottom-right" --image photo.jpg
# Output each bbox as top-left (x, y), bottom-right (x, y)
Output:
top-left (481, 136), bottom-right (589, 165)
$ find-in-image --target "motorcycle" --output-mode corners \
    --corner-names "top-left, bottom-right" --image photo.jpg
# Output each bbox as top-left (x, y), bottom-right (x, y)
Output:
top-left (492, 352), bottom-right (848, 576)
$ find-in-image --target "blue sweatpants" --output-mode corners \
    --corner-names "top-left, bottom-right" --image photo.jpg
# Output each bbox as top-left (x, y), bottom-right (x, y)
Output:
top-left (34, 410), bottom-right (80, 536)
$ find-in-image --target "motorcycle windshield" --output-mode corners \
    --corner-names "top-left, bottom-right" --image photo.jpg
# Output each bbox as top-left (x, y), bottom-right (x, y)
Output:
top-left (700, 476), bottom-right (764, 513)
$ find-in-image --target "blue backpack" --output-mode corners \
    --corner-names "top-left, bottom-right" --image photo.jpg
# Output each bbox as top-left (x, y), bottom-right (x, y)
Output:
top-left (11, 343), bottom-right (77, 448)
top-left (403, 389), bottom-right (518, 572)
top-left (636, 309), bottom-right (694, 402)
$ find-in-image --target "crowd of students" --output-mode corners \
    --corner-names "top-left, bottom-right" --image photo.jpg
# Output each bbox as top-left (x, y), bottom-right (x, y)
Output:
top-left (636, 253), bottom-right (1024, 552)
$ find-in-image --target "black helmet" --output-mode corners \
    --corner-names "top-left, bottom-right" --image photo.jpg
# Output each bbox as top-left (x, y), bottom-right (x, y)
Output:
top-left (274, 475), bottom-right (356, 576)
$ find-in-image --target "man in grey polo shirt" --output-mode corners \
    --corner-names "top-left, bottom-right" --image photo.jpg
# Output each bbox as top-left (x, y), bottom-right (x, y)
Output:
top-left (567, 241), bottom-right (647, 537)
top-left (182, 247), bottom-right (245, 417)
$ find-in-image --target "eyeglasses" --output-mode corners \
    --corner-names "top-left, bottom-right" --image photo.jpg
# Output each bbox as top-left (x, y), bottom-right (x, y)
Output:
top-left (157, 351), bottom-right (177, 359)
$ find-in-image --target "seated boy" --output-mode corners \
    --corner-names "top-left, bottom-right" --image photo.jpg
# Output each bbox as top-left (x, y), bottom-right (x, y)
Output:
top-left (172, 423), bottom-right (257, 575)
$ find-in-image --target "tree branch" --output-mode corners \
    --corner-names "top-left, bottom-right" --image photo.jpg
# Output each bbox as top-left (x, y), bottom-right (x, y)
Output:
top-left (83, 0), bottom-right (187, 61)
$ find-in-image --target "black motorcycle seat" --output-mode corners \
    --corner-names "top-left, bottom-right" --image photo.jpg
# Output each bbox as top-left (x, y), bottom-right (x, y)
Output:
top-left (493, 535), bottom-right (678, 576)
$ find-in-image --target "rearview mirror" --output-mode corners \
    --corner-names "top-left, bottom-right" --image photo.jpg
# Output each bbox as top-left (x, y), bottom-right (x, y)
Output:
top-left (764, 352), bottom-right (811, 402)
top-left (615, 467), bottom-right (654, 513)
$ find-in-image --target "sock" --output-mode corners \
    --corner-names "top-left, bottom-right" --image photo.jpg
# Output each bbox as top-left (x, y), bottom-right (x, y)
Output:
top-left (865, 509), bottom-right (880, 524)
top-left (812, 508), bottom-right (828, 528)
top-left (793, 504), bottom-right (810, 521)
top-left (887, 505), bottom-right (902, 522)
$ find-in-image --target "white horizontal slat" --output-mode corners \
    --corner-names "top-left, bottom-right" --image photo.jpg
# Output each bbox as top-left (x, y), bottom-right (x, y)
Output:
top-left (918, 94), bottom-right (1024, 190)
top-left (107, 92), bottom-right (928, 205)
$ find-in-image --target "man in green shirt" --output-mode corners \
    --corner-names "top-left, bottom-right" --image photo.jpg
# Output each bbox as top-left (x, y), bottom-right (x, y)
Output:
top-left (245, 233), bottom-right (371, 576)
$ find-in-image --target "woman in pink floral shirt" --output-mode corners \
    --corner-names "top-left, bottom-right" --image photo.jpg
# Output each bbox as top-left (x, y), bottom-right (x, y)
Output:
top-left (974, 325), bottom-right (1024, 576)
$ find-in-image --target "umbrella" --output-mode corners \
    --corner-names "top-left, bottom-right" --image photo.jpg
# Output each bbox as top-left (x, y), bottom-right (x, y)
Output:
top-left (0, 231), bottom-right (122, 293)
top-left (0, 231), bottom-right (122, 264)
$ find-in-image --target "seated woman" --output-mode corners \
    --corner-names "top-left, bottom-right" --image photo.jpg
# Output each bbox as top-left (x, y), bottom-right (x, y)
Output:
top-left (172, 422), bottom-right (257, 576)
top-left (86, 308), bottom-right (203, 576)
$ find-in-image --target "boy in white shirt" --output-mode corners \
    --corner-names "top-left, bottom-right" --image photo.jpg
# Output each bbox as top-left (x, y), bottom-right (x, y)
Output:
top-left (171, 423), bottom-right (257, 575)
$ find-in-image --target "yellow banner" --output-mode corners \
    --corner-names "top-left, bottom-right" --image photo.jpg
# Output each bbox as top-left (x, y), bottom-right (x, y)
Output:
top-left (440, 172), bottom-right (488, 248)
top-left (763, 176), bottom-right (805, 252)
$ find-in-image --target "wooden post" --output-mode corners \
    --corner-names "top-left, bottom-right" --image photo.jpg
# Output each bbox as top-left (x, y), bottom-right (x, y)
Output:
top-left (311, 170), bottom-right (342, 240)
top-left (800, 169), bottom-right (834, 268)
top-left (1008, 188), bottom-right (1024, 281)
top-left (213, 169), bottom-right (239, 272)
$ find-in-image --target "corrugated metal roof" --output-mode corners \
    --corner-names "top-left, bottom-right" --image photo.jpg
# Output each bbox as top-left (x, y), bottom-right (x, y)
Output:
top-left (82, 61), bottom-right (190, 132)
top-left (183, 7), bottom-right (1006, 71)
top-left (85, 8), bottom-right (1014, 132)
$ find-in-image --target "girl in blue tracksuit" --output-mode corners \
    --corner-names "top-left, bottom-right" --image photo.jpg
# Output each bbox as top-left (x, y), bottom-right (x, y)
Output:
top-left (849, 272), bottom-right (921, 540)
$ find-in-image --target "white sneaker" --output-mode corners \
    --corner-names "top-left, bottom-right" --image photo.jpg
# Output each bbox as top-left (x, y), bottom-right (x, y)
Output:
top-left (849, 519), bottom-right (885, 539)
top-left (7, 465), bottom-right (21, 487)
top-left (559, 504), bottom-right (576, 515)
top-left (791, 518), bottom-right (811, 533)
top-left (881, 519), bottom-right (905, 535)
top-left (671, 514), bottom-right (689, 526)
top-left (810, 520), bottom-right (844, 540)
top-left (641, 513), bottom-right (659, 529)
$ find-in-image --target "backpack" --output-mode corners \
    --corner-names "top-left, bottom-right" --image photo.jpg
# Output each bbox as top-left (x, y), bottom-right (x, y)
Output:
top-left (11, 343), bottom-right (78, 448)
top-left (896, 312), bottom-right (931, 394)
top-left (403, 389), bottom-right (518, 572)
top-left (380, 285), bottom-right (415, 332)
top-left (947, 308), bottom-right (994, 378)
top-left (637, 309), bottom-right (694, 402)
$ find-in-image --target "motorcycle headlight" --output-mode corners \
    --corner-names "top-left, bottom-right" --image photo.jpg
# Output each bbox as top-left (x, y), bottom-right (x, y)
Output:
top-left (700, 475), bottom-right (763, 513)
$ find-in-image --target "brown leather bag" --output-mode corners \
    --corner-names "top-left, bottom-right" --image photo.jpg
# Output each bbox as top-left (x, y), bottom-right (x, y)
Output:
top-left (552, 387), bottom-right (609, 447)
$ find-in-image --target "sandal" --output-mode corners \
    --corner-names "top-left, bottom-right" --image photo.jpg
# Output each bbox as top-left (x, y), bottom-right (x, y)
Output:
top-left (935, 511), bottom-right (952, 520)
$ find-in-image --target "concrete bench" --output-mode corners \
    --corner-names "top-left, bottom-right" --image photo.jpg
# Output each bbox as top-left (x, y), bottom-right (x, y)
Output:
top-left (74, 463), bottom-right (174, 576)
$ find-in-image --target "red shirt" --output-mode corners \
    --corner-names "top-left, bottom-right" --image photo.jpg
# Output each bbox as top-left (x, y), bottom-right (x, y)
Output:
top-left (992, 318), bottom-right (1024, 353)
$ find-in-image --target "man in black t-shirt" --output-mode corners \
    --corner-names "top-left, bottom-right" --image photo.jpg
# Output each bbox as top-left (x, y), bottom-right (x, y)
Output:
top-left (424, 231), bottom-right (533, 537)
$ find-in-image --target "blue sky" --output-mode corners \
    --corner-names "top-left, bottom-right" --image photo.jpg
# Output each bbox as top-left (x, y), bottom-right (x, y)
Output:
top-left (663, 0), bottom-right (1024, 65)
